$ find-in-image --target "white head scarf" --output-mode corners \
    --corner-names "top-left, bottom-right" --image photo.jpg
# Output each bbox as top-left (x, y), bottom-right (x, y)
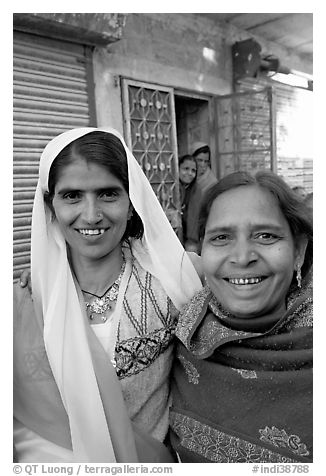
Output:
top-left (31, 127), bottom-right (202, 462)
top-left (190, 141), bottom-right (209, 156)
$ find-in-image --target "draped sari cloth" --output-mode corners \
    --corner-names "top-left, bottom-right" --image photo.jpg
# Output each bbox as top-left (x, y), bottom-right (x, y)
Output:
top-left (196, 168), bottom-right (217, 195)
top-left (170, 272), bottom-right (313, 463)
top-left (179, 181), bottom-right (202, 251)
top-left (14, 127), bottom-right (202, 462)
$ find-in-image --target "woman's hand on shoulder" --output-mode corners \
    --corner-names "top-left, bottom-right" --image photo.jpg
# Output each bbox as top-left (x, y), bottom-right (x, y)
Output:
top-left (19, 269), bottom-right (32, 294)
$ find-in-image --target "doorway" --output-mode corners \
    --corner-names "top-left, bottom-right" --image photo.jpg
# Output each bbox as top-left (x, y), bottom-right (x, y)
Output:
top-left (174, 94), bottom-right (210, 158)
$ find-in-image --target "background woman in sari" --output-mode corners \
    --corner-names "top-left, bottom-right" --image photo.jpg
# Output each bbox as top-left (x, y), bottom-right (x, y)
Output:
top-left (13, 128), bottom-right (202, 463)
top-left (178, 154), bottom-right (202, 253)
top-left (170, 171), bottom-right (313, 463)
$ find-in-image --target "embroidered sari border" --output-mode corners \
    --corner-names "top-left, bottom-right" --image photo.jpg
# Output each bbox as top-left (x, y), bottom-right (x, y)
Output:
top-left (170, 410), bottom-right (299, 463)
top-left (115, 325), bottom-right (175, 379)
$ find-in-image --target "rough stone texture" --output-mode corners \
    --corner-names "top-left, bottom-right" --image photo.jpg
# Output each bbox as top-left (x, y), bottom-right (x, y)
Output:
top-left (109, 13), bottom-right (233, 88)
top-left (93, 13), bottom-right (312, 131)
top-left (13, 13), bottom-right (125, 45)
top-left (14, 13), bottom-right (312, 134)
top-left (94, 13), bottom-right (231, 131)
top-left (38, 13), bottom-right (125, 36)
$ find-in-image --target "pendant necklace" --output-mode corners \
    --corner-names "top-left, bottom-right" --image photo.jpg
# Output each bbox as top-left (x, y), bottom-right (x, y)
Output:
top-left (82, 260), bottom-right (126, 322)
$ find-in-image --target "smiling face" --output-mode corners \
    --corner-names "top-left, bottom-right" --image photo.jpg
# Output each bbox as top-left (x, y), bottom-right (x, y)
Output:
top-left (201, 185), bottom-right (307, 321)
top-left (179, 158), bottom-right (197, 185)
top-left (51, 158), bottom-right (131, 266)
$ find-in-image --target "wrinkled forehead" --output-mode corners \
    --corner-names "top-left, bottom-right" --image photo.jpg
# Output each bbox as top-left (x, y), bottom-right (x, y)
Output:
top-left (207, 185), bottom-right (286, 226)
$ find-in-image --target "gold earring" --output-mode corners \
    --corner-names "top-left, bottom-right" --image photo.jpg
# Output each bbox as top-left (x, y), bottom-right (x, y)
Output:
top-left (296, 264), bottom-right (302, 289)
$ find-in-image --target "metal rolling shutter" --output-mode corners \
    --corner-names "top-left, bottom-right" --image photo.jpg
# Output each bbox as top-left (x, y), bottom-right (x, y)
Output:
top-left (13, 31), bottom-right (94, 281)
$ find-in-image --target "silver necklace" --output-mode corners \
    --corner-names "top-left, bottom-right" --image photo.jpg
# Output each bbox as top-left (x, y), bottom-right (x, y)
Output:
top-left (82, 260), bottom-right (126, 322)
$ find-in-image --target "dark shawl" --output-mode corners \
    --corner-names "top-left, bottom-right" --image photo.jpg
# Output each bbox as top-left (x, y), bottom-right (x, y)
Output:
top-left (170, 274), bottom-right (313, 463)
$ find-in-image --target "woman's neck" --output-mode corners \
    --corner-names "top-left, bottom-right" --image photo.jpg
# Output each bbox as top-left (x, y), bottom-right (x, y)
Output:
top-left (216, 303), bottom-right (286, 333)
top-left (69, 246), bottom-right (124, 296)
top-left (180, 180), bottom-right (194, 191)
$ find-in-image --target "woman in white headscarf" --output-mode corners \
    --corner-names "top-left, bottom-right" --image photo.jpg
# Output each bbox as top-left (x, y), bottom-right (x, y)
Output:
top-left (13, 127), bottom-right (202, 463)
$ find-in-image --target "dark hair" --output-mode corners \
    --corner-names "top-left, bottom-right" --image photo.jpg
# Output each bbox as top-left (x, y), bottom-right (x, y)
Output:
top-left (46, 131), bottom-right (144, 240)
top-left (179, 154), bottom-right (197, 168)
top-left (199, 170), bottom-right (313, 280)
top-left (292, 185), bottom-right (306, 192)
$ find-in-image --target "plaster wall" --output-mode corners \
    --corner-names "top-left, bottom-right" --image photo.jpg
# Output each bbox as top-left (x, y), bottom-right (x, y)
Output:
top-left (93, 13), bottom-right (231, 131)
top-left (92, 13), bottom-right (312, 131)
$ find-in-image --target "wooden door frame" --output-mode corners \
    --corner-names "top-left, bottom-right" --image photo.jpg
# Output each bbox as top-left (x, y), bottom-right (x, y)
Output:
top-left (174, 88), bottom-right (218, 178)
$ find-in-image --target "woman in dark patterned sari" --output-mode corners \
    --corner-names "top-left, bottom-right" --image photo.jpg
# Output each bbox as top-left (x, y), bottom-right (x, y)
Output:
top-left (170, 171), bottom-right (313, 463)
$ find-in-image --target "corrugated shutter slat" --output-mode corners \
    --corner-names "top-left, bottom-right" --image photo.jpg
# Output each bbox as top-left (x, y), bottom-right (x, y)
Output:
top-left (13, 31), bottom-right (92, 281)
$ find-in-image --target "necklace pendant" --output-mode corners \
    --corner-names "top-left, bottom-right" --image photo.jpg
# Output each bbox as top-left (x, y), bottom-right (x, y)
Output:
top-left (86, 297), bottom-right (112, 315)
top-left (83, 259), bottom-right (126, 322)
top-left (87, 309), bottom-right (108, 323)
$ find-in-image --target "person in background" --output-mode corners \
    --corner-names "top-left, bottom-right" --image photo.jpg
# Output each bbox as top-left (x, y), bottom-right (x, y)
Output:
top-left (170, 170), bottom-right (312, 463)
top-left (178, 155), bottom-right (202, 253)
top-left (292, 185), bottom-right (307, 200)
top-left (191, 141), bottom-right (218, 195)
top-left (14, 127), bottom-right (202, 463)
